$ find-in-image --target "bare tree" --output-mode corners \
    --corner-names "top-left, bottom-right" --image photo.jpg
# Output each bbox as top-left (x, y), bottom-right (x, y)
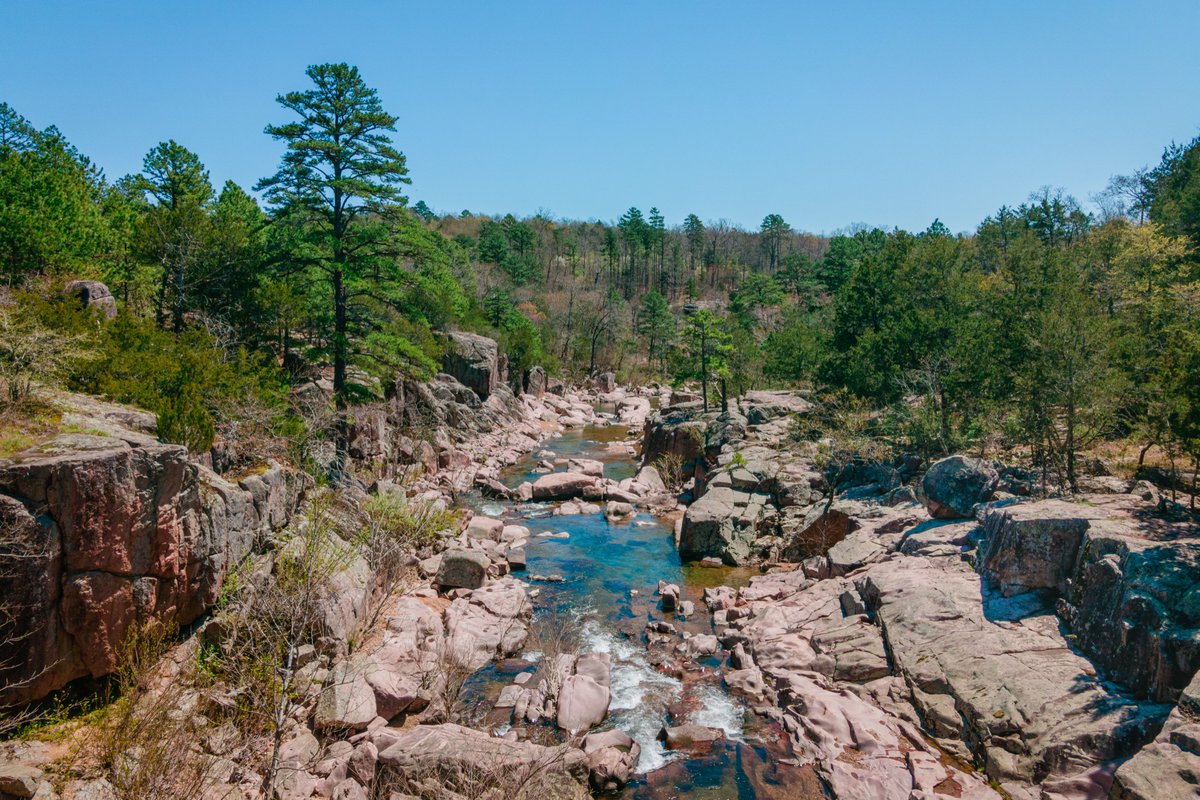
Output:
top-left (204, 494), bottom-right (360, 796)
top-left (86, 621), bottom-right (223, 800)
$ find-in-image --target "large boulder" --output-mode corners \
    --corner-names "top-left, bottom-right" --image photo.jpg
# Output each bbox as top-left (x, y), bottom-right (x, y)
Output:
top-left (531, 471), bottom-right (597, 501)
top-left (433, 549), bottom-right (489, 590)
top-left (443, 332), bottom-right (504, 400)
top-left (64, 280), bottom-right (117, 320)
top-left (315, 660), bottom-right (378, 731)
top-left (556, 652), bottom-right (612, 733)
top-left (740, 390), bottom-right (812, 425)
top-left (678, 485), bottom-right (773, 565)
top-left (377, 723), bottom-right (588, 798)
top-left (640, 407), bottom-right (710, 473)
top-left (779, 501), bottom-right (859, 561)
top-left (615, 396), bottom-right (651, 428)
top-left (921, 455), bottom-right (998, 518)
top-left (526, 366), bottom-right (547, 399)
top-left (583, 729), bottom-right (640, 793)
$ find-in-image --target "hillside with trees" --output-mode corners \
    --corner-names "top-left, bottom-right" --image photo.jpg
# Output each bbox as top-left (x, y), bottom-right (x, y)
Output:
top-left (3, 63), bottom-right (1198, 495)
top-left (2, 58), bottom-right (1200, 800)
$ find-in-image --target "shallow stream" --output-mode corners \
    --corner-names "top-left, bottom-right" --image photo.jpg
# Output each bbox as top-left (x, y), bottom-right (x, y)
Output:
top-left (461, 424), bottom-right (823, 798)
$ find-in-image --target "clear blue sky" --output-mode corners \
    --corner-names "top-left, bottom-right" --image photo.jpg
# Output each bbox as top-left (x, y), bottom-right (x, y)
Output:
top-left (3, 1), bottom-right (1199, 234)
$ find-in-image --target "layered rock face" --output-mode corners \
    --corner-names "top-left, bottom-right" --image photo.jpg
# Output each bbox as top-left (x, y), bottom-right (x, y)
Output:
top-left (701, 493), bottom-right (1198, 797)
top-left (663, 397), bottom-right (828, 566)
top-left (0, 396), bottom-right (307, 705)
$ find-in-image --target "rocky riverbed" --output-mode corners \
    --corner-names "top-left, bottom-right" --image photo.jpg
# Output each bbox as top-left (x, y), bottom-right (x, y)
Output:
top-left (2, 339), bottom-right (1198, 800)
top-left (648, 393), bottom-right (1200, 800)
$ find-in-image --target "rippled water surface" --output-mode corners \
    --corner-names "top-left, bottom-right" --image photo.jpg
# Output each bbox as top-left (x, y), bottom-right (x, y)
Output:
top-left (466, 426), bottom-right (816, 797)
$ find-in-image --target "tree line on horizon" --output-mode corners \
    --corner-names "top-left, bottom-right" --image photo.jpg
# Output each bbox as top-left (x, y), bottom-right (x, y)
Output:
top-left (0, 62), bottom-right (1198, 496)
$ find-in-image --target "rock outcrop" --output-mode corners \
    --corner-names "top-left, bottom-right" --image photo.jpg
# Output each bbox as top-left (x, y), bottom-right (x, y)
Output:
top-left (653, 389), bottom-right (1200, 798)
top-left (443, 331), bottom-right (505, 400)
top-left (0, 395), bottom-right (307, 705)
top-left (921, 455), bottom-right (998, 518)
top-left (979, 496), bottom-right (1200, 702)
top-left (63, 279), bottom-right (117, 319)
top-left (678, 478), bottom-right (773, 564)
top-left (376, 723), bottom-right (589, 798)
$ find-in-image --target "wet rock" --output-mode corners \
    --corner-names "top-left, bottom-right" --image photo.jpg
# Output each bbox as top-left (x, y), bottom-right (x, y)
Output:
top-left (583, 729), bottom-right (640, 792)
top-left (506, 547), bottom-right (526, 571)
top-left (659, 582), bottom-right (680, 612)
top-left (679, 633), bottom-right (718, 658)
top-left (567, 458), bottom-right (604, 477)
top-left (659, 723), bottom-right (725, 749)
top-left (604, 500), bottom-right (635, 520)
top-left (921, 455), bottom-right (998, 519)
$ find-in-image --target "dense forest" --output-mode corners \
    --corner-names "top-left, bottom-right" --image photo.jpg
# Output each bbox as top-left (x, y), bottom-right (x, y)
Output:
top-left (1, 63), bottom-right (1198, 495)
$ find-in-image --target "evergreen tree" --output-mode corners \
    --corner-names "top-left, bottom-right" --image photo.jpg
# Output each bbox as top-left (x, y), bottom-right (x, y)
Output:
top-left (760, 213), bottom-right (791, 272)
top-left (677, 309), bottom-right (733, 411)
top-left (257, 62), bottom-right (412, 478)
top-left (132, 140), bottom-right (214, 333)
top-left (635, 289), bottom-right (674, 374)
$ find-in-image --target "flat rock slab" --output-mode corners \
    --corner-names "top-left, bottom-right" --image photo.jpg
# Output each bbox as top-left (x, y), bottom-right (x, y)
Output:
top-left (857, 555), bottom-right (1169, 786)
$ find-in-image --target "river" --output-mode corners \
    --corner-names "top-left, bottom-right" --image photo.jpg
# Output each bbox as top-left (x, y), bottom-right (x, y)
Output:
top-left (461, 422), bottom-right (823, 799)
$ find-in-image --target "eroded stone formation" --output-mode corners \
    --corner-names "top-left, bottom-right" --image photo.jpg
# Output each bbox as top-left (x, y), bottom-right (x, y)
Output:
top-left (0, 395), bottom-right (309, 706)
top-left (647, 391), bottom-right (1200, 799)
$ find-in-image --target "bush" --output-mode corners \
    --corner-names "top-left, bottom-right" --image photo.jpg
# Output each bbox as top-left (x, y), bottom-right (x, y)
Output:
top-left (64, 312), bottom-right (287, 454)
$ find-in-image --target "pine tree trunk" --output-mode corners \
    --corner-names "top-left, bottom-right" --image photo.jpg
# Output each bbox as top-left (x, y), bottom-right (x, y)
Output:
top-left (332, 267), bottom-right (349, 480)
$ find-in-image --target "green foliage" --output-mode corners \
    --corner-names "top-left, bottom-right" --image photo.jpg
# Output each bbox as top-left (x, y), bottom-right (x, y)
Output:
top-left (0, 104), bottom-right (109, 283)
top-left (675, 309), bottom-right (734, 410)
top-left (65, 312), bottom-right (284, 453)
top-left (483, 287), bottom-right (516, 327)
top-left (635, 290), bottom-right (675, 373)
top-left (762, 307), bottom-right (828, 384)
